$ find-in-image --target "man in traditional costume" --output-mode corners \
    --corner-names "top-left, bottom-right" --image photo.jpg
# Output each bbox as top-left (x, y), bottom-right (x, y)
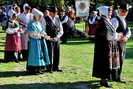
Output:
top-left (45, 7), bottom-right (63, 72)
top-left (113, 4), bottom-right (131, 82)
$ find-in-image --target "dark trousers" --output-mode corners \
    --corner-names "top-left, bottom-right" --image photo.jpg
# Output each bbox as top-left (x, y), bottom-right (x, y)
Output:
top-left (46, 40), bottom-right (60, 70)
top-left (21, 50), bottom-right (28, 61)
top-left (118, 42), bottom-right (126, 79)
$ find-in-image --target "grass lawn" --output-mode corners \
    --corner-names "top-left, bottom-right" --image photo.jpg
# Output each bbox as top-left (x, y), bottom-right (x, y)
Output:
top-left (0, 22), bottom-right (133, 89)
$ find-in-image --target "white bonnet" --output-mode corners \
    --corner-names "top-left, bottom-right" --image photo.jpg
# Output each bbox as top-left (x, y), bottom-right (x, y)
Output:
top-left (32, 8), bottom-right (44, 17)
top-left (97, 6), bottom-right (109, 17)
top-left (23, 3), bottom-right (29, 10)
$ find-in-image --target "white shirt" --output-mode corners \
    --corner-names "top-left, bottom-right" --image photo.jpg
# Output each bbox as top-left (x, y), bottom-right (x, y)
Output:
top-left (19, 12), bottom-right (33, 30)
top-left (61, 15), bottom-right (69, 24)
top-left (111, 18), bottom-right (121, 41)
top-left (88, 16), bottom-right (97, 24)
top-left (7, 9), bottom-right (15, 17)
top-left (40, 17), bottom-right (46, 30)
top-left (111, 17), bottom-right (131, 39)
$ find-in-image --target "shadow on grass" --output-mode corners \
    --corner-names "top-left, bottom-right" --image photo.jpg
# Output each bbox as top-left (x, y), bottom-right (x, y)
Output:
top-left (0, 71), bottom-right (101, 89)
top-left (126, 48), bottom-right (133, 59)
top-left (0, 41), bottom-right (5, 44)
top-left (0, 71), bottom-right (28, 78)
top-left (62, 38), bottom-right (94, 45)
top-left (0, 81), bottom-right (101, 89)
top-left (0, 31), bottom-right (5, 33)
top-left (0, 44), bottom-right (5, 47)
top-left (0, 49), bottom-right (4, 52)
top-left (0, 59), bottom-right (4, 63)
top-left (63, 41), bottom-right (94, 45)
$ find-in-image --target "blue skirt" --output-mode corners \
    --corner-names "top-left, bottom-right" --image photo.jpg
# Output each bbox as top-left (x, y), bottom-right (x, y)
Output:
top-left (27, 38), bottom-right (50, 67)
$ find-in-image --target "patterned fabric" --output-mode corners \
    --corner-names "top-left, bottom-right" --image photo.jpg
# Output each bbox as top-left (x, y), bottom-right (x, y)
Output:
top-left (108, 41), bottom-right (120, 70)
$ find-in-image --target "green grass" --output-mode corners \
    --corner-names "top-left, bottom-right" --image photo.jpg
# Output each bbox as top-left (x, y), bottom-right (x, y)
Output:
top-left (75, 22), bottom-right (86, 31)
top-left (0, 22), bottom-right (133, 89)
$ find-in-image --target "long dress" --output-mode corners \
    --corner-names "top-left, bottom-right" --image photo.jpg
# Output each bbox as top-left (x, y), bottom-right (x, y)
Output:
top-left (26, 21), bottom-right (50, 73)
top-left (92, 17), bottom-right (120, 80)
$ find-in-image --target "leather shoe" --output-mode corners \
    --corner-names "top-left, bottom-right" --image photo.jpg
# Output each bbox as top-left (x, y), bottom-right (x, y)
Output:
top-left (100, 82), bottom-right (113, 88)
top-left (45, 70), bottom-right (53, 73)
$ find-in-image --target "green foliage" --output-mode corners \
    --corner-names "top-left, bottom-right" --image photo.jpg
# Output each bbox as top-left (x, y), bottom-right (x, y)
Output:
top-left (96, 0), bottom-right (114, 7)
top-left (20, 0), bottom-right (64, 8)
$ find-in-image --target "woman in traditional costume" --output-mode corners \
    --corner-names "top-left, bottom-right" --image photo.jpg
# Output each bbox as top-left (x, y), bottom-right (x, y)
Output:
top-left (26, 8), bottom-right (50, 74)
top-left (4, 13), bottom-right (22, 62)
top-left (92, 6), bottom-right (121, 88)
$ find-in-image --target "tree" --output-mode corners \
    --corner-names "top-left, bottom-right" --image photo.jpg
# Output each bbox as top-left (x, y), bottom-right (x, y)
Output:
top-left (20, 0), bottom-right (64, 8)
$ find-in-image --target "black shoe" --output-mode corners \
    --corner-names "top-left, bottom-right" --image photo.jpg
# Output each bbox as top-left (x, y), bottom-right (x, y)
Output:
top-left (100, 82), bottom-right (113, 88)
top-left (45, 70), bottom-right (53, 73)
top-left (53, 69), bottom-right (63, 72)
top-left (15, 60), bottom-right (19, 63)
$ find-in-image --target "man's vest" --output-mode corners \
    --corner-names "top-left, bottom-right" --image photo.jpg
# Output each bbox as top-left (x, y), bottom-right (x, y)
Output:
top-left (116, 16), bottom-right (128, 36)
top-left (45, 16), bottom-right (60, 37)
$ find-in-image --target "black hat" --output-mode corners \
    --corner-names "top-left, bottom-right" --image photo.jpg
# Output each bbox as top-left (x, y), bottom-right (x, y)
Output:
top-left (48, 6), bottom-right (58, 13)
top-left (119, 4), bottom-right (128, 11)
top-left (25, 6), bottom-right (31, 10)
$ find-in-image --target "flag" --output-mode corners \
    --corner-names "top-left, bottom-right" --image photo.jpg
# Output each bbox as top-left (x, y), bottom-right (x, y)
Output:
top-left (75, 0), bottom-right (90, 17)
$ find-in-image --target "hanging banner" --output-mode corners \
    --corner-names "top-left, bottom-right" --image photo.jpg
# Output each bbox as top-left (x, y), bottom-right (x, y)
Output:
top-left (75, 0), bottom-right (90, 17)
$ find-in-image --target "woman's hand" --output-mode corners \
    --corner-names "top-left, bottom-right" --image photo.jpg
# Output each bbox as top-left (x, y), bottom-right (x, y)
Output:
top-left (53, 37), bottom-right (59, 41)
top-left (118, 36), bottom-right (128, 43)
top-left (121, 36), bottom-right (128, 42)
top-left (42, 34), bottom-right (50, 39)
top-left (49, 37), bottom-right (59, 41)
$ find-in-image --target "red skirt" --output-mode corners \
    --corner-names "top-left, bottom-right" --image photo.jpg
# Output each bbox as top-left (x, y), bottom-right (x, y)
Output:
top-left (5, 34), bottom-right (22, 51)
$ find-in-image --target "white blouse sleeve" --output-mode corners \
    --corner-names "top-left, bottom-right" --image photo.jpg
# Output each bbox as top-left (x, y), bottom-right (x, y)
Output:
top-left (57, 20), bottom-right (64, 38)
top-left (6, 27), bottom-right (19, 34)
top-left (111, 18), bottom-right (121, 40)
top-left (29, 32), bottom-right (42, 39)
top-left (62, 16), bottom-right (69, 24)
top-left (111, 18), bottom-right (119, 30)
top-left (126, 27), bottom-right (131, 39)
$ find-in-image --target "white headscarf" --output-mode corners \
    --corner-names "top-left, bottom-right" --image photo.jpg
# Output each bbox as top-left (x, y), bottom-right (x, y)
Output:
top-left (97, 6), bottom-right (109, 17)
top-left (32, 8), bottom-right (44, 17)
top-left (32, 8), bottom-right (46, 29)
